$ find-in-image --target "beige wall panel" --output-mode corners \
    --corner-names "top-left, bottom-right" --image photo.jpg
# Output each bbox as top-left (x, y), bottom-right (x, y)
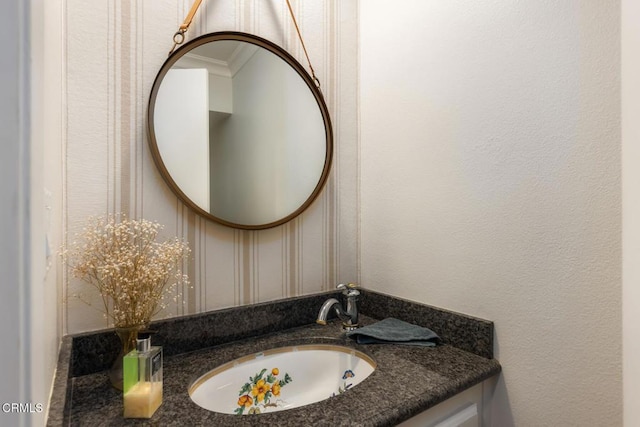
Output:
top-left (336, 0), bottom-right (359, 284)
top-left (63, 0), bottom-right (358, 334)
top-left (65, 0), bottom-right (112, 332)
top-left (300, 201), bottom-right (327, 294)
top-left (202, 223), bottom-right (238, 312)
top-left (256, 227), bottom-right (287, 303)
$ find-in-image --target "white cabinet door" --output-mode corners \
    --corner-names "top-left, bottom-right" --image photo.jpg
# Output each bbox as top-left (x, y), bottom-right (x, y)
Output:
top-left (433, 403), bottom-right (478, 427)
top-left (397, 382), bottom-right (483, 427)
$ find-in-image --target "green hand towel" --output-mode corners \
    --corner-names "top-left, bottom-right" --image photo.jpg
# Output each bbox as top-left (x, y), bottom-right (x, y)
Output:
top-left (346, 318), bottom-right (440, 347)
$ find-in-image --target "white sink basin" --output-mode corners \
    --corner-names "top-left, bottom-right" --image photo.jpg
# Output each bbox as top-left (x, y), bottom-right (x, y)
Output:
top-left (189, 344), bottom-right (376, 415)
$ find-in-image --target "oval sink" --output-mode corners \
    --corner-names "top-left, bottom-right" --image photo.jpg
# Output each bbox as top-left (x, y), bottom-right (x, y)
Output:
top-left (189, 344), bottom-right (376, 415)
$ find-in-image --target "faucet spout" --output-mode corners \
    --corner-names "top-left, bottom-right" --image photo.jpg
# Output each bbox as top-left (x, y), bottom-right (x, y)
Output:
top-left (316, 283), bottom-right (360, 330)
top-left (316, 298), bottom-right (345, 325)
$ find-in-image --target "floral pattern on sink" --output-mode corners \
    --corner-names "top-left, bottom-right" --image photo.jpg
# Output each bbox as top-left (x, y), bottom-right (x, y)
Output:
top-left (190, 344), bottom-right (376, 415)
top-left (235, 368), bottom-right (292, 415)
top-left (332, 369), bottom-right (356, 397)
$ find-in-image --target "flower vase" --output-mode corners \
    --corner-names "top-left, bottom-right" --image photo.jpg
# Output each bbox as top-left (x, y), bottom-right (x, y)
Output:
top-left (109, 324), bottom-right (148, 390)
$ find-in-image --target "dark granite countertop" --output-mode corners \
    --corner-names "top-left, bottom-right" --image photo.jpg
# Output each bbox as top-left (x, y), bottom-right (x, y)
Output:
top-left (48, 290), bottom-right (501, 426)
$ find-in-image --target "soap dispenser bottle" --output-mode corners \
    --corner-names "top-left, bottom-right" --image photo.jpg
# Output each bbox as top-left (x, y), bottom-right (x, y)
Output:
top-left (123, 332), bottom-right (163, 418)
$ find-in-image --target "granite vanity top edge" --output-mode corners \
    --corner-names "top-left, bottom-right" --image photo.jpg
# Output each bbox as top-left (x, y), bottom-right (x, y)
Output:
top-left (364, 358), bottom-right (501, 427)
top-left (63, 318), bottom-right (501, 427)
top-left (46, 336), bottom-right (72, 427)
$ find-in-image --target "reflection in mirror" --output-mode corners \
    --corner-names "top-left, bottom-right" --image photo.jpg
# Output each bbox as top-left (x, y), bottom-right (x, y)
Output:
top-left (149, 33), bottom-right (332, 229)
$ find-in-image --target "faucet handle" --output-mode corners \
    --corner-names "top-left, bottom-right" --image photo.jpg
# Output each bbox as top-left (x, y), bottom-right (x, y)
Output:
top-left (337, 283), bottom-right (360, 296)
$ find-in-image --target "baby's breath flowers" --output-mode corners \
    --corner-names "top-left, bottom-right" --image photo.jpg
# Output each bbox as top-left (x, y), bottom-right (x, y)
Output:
top-left (62, 214), bottom-right (191, 328)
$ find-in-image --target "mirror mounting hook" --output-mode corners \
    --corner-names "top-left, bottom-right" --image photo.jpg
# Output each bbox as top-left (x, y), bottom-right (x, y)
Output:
top-left (169, 31), bottom-right (186, 56)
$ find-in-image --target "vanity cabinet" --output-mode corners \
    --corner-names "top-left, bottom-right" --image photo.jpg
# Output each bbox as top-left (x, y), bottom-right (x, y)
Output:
top-left (398, 380), bottom-right (493, 427)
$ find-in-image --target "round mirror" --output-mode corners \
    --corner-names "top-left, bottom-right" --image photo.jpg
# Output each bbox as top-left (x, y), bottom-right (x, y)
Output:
top-left (148, 32), bottom-right (333, 230)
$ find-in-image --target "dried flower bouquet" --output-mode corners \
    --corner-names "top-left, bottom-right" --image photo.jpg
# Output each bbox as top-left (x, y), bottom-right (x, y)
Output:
top-left (62, 214), bottom-right (191, 328)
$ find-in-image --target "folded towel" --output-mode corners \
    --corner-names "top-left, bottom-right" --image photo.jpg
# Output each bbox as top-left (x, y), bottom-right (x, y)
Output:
top-left (346, 318), bottom-right (440, 347)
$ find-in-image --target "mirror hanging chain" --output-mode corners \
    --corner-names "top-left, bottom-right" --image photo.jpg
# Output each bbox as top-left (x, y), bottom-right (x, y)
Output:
top-left (168, 0), bottom-right (321, 89)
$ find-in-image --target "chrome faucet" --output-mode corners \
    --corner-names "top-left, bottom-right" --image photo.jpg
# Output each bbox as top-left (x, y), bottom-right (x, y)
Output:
top-left (316, 283), bottom-right (360, 330)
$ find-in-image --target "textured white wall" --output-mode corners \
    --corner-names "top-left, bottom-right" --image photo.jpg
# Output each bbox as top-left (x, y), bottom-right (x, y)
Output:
top-left (360, 1), bottom-right (621, 425)
top-left (1, 0), bottom-right (62, 424)
top-left (31, 0), bottom-right (64, 423)
top-left (622, 0), bottom-right (640, 424)
top-left (62, 0), bottom-right (359, 334)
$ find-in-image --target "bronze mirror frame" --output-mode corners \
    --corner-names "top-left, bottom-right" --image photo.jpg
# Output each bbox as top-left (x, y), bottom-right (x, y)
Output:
top-left (147, 31), bottom-right (333, 230)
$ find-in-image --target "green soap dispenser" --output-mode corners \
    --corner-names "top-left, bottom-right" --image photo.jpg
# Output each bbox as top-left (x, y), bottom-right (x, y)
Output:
top-left (123, 332), bottom-right (163, 418)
